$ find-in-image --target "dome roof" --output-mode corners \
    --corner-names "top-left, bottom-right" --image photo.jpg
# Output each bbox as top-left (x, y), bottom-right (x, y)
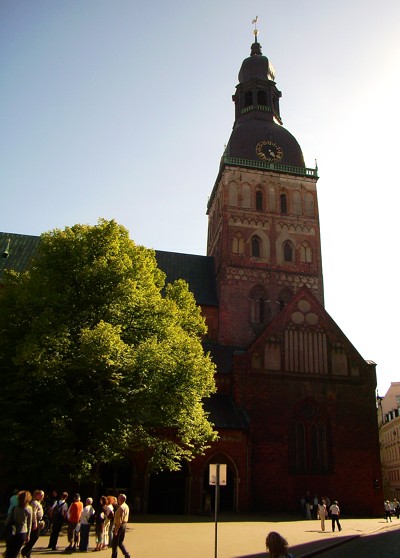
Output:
top-left (238, 42), bottom-right (274, 83)
top-left (226, 119), bottom-right (305, 169)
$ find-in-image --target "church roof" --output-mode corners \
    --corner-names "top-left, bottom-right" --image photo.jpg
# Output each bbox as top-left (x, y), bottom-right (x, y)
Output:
top-left (203, 393), bottom-right (248, 430)
top-left (0, 232), bottom-right (218, 307)
top-left (155, 250), bottom-right (218, 307)
top-left (0, 232), bottom-right (41, 277)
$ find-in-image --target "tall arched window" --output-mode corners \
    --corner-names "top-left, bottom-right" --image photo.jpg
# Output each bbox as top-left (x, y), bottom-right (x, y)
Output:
top-left (256, 190), bottom-right (263, 211)
top-left (305, 192), bottom-right (315, 217)
top-left (283, 240), bottom-right (293, 262)
top-left (244, 91), bottom-right (253, 107)
top-left (251, 236), bottom-right (261, 258)
top-left (258, 297), bottom-right (265, 323)
top-left (232, 234), bottom-right (244, 255)
top-left (300, 242), bottom-right (312, 263)
top-left (249, 286), bottom-right (270, 327)
top-left (257, 90), bottom-right (267, 106)
top-left (290, 400), bottom-right (330, 474)
top-left (280, 193), bottom-right (287, 214)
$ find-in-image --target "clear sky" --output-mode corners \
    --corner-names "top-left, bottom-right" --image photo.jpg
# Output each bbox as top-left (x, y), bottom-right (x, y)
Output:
top-left (1, 0), bottom-right (400, 396)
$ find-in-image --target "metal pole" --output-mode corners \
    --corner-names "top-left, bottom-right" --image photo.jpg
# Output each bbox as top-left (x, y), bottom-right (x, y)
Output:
top-left (214, 464), bottom-right (219, 558)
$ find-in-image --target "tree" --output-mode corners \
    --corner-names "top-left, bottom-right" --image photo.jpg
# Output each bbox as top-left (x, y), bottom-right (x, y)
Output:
top-left (0, 219), bottom-right (217, 485)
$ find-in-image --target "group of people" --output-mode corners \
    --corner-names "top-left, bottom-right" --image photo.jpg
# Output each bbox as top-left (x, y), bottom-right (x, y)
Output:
top-left (384, 498), bottom-right (400, 522)
top-left (303, 492), bottom-right (342, 532)
top-left (3, 490), bottom-right (131, 558)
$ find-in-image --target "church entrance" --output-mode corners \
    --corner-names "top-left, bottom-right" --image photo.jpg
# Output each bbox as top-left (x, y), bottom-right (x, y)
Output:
top-left (147, 464), bottom-right (188, 514)
top-left (202, 456), bottom-right (236, 513)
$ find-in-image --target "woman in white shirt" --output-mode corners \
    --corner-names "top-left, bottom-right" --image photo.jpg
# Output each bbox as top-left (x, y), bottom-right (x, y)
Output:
top-left (78, 498), bottom-right (95, 551)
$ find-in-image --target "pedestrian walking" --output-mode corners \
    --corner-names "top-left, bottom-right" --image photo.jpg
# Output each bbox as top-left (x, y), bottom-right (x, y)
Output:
top-left (4, 490), bottom-right (33, 558)
top-left (384, 500), bottom-right (392, 522)
top-left (393, 498), bottom-right (400, 519)
top-left (317, 499), bottom-right (328, 532)
top-left (21, 490), bottom-right (44, 558)
top-left (111, 494), bottom-right (130, 558)
top-left (329, 500), bottom-right (342, 532)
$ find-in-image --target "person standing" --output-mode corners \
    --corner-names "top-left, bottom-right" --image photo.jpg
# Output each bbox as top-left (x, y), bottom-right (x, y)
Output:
top-left (94, 496), bottom-right (107, 551)
top-left (111, 494), bottom-right (130, 558)
top-left (304, 491), bottom-right (312, 519)
top-left (48, 491), bottom-right (68, 550)
top-left (21, 490), bottom-right (44, 558)
top-left (103, 496), bottom-right (115, 549)
top-left (4, 490), bottom-right (32, 558)
top-left (329, 500), bottom-right (342, 532)
top-left (79, 498), bottom-right (95, 552)
top-left (384, 500), bottom-right (392, 522)
top-left (393, 498), bottom-right (400, 519)
top-left (7, 489), bottom-right (19, 514)
top-left (66, 494), bottom-right (83, 552)
top-left (317, 498), bottom-right (327, 532)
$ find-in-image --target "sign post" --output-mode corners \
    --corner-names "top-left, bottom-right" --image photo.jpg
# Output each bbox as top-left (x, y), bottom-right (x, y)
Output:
top-left (209, 464), bottom-right (227, 558)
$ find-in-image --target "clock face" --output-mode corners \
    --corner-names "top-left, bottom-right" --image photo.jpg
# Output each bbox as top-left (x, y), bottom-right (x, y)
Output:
top-left (256, 140), bottom-right (283, 162)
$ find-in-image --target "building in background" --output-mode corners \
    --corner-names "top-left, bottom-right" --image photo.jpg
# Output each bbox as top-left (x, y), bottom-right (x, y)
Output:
top-left (0, 31), bottom-right (383, 516)
top-left (378, 383), bottom-right (400, 501)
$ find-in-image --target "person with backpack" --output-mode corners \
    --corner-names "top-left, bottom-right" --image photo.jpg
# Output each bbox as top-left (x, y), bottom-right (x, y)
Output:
top-left (47, 492), bottom-right (69, 550)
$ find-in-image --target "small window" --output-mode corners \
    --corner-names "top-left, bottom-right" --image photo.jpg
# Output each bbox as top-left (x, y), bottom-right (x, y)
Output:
top-left (280, 193), bottom-right (287, 214)
top-left (300, 242), bottom-right (312, 263)
top-left (257, 90), bottom-right (267, 106)
top-left (258, 297), bottom-right (265, 323)
top-left (232, 234), bottom-right (244, 255)
top-left (283, 241), bottom-right (293, 262)
top-left (251, 236), bottom-right (261, 258)
top-left (244, 91), bottom-right (253, 107)
top-left (256, 191), bottom-right (263, 211)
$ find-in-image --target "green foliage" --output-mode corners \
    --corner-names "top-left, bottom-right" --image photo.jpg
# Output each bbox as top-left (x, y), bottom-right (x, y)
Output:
top-left (0, 219), bottom-right (217, 485)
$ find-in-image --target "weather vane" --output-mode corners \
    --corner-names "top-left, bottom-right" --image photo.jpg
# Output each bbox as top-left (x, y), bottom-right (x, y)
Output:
top-left (252, 16), bottom-right (259, 38)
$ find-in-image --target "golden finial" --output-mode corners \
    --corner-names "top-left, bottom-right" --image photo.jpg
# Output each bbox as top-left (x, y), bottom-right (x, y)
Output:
top-left (252, 16), bottom-right (259, 38)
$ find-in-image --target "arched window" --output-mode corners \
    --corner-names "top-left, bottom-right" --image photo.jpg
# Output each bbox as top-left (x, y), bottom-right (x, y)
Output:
top-left (280, 193), bottom-right (287, 214)
top-left (300, 242), bottom-right (312, 263)
top-left (232, 234), bottom-right (244, 255)
top-left (249, 286), bottom-right (270, 327)
top-left (257, 90), bottom-right (267, 106)
top-left (305, 192), bottom-right (315, 217)
top-left (293, 191), bottom-right (302, 215)
top-left (290, 400), bottom-right (330, 474)
top-left (244, 91), bottom-right (253, 107)
top-left (251, 236), bottom-right (261, 258)
top-left (255, 190), bottom-right (263, 211)
top-left (258, 298), bottom-right (265, 323)
top-left (283, 240), bottom-right (293, 262)
top-left (294, 423), bottom-right (306, 472)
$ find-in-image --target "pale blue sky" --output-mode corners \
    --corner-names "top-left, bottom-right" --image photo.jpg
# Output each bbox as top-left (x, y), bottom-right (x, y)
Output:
top-left (1, 0), bottom-right (400, 395)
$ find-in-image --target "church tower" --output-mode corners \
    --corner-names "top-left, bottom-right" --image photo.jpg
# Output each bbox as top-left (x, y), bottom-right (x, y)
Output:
top-left (207, 27), bottom-right (322, 347)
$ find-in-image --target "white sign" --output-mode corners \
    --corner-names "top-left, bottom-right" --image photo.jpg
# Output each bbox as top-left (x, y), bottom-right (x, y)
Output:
top-left (209, 463), bottom-right (227, 486)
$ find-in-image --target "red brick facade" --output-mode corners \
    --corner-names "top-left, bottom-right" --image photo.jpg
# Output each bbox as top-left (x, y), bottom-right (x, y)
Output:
top-left (111, 38), bottom-right (383, 517)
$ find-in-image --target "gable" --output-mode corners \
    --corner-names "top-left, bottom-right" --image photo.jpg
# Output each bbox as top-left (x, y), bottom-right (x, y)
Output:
top-left (248, 286), bottom-right (375, 379)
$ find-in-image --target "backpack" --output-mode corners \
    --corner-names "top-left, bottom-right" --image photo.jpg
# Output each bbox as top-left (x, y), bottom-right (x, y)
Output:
top-left (51, 501), bottom-right (65, 523)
